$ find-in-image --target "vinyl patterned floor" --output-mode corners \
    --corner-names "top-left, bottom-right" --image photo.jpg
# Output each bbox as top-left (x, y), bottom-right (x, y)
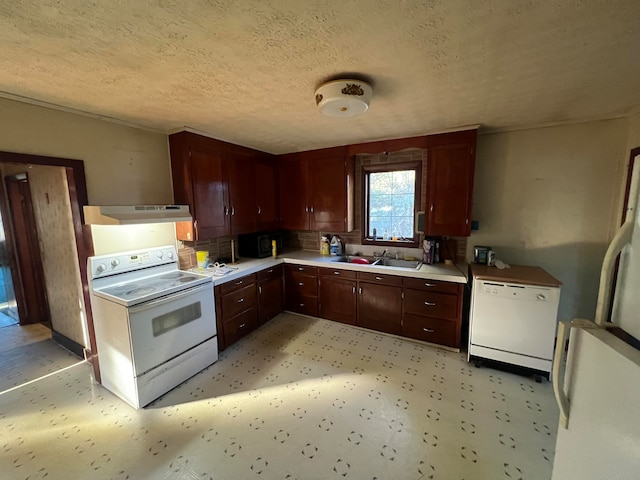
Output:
top-left (0, 314), bottom-right (559, 479)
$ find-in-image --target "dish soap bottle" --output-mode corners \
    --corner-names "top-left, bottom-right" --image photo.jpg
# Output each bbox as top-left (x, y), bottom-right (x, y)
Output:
top-left (320, 236), bottom-right (330, 255)
top-left (330, 235), bottom-right (340, 256)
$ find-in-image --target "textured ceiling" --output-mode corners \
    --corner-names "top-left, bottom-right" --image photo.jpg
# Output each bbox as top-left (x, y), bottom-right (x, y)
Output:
top-left (0, 1), bottom-right (639, 154)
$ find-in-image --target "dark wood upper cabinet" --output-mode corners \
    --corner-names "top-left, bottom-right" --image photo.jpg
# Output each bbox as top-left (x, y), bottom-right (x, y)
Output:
top-left (278, 147), bottom-right (354, 233)
top-left (425, 129), bottom-right (477, 236)
top-left (278, 154), bottom-right (310, 230)
top-left (169, 131), bottom-right (279, 240)
top-left (170, 132), bottom-right (229, 240)
top-left (255, 153), bottom-right (280, 231)
top-left (226, 145), bottom-right (257, 236)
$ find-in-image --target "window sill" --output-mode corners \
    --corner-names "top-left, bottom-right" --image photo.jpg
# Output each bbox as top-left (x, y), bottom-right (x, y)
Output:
top-left (361, 238), bottom-right (419, 248)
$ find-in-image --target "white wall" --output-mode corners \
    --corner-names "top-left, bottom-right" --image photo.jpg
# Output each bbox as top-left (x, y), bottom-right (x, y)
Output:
top-left (0, 98), bottom-right (174, 346)
top-left (0, 97), bottom-right (172, 205)
top-left (468, 119), bottom-right (628, 322)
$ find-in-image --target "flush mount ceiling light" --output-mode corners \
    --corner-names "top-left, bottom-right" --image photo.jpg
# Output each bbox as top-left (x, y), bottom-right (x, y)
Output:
top-left (314, 79), bottom-right (373, 117)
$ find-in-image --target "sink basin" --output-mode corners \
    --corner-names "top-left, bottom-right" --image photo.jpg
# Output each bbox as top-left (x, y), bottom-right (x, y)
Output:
top-left (378, 258), bottom-right (422, 269)
top-left (332, 255), bottom-right (378, 265)
top-left (332, 256), bottom-right (421, 270)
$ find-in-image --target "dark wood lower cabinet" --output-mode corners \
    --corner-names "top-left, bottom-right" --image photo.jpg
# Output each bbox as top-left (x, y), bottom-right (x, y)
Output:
top-left (357, 282), bottom-right (403, 335)
top-left (285, 264), bottom-right (318, 316)
top-left (402, 278), bottom-right (463, 349)
top-left (318, 277), bottom-right (357, 325)
top-left (215, 261), bottom-right (464, 351)
top-left (258, 265), bottom-right (284, 325)
top-left (216, 266), bottom-right (284, 351)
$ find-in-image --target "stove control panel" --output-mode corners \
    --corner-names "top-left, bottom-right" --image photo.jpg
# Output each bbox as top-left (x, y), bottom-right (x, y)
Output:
top-left (89, 245), bottom-right (179, 279)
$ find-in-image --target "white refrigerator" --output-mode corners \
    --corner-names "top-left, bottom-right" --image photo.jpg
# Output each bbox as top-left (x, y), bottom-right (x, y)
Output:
top-left (551, 151), bottom-right (640, 479)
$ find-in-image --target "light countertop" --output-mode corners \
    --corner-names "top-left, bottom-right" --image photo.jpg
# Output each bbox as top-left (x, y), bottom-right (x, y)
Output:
top-left (469, 263), bottom-right (561, 287)
top-left (191, 250), bottom-right (467, 286)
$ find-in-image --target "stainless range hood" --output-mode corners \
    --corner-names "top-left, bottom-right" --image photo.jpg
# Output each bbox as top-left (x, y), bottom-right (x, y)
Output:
top-left (83, 205), bottom-right (192, 225)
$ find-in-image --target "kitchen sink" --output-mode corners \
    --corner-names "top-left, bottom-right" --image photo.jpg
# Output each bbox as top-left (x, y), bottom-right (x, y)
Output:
top-left (378, 258), bottom-right (422, 269)
top-left (332, 255), bottom-right (379, 265)
top-left (332, 256), bottom-right (422, 270)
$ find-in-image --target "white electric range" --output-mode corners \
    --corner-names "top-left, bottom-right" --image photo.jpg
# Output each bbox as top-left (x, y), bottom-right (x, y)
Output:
top-left (88, 245), bottom-right (218, 408)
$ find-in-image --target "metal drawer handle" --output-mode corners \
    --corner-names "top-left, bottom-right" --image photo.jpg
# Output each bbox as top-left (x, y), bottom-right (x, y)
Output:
top-left (375, 276), bottom-right (383, 281)
top-left (298, 267), bottom-right (304, 271)
top-left (298, 282), bottom-right (304, 286)
top-left (425, 283), bottom-right (436, 287)
top-left (237, 298), bottom-right (245, 303)
top-left (235, 280), bottom-right (243, 285)
top-left (267, 269), bottom-right (273, 273)
top-left (424, 301), bottom-right (436, 306)
top-left (333, 271), bottom-right (340, 275)
top-left (352, 286), bottom-right (356, 294)
top-left (423, 327), bottom-right (435, 333)
top-left (299, 303), bottom-right (305, 307)
top-left (239, 323), bottom-right (246, 329)
top-left (258, 286), bottom-right (262, 294)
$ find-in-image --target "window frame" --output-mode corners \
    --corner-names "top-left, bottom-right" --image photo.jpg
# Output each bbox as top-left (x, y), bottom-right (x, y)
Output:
top-left (361, 161), bottom-right (422, 248)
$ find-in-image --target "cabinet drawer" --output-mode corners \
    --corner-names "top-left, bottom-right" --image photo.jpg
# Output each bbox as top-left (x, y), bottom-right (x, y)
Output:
top-left (402, 314), bottom-right (458, 348)
top-left (257, 264), bottom-right (283, 282)
top-left (286, 273), bottom-right (318, 297)
top-left (220, 273), bottom-right (257, 295)
top-left (286, 294), bottom-right (318, 317)
top-left (404, 289), bottom-right (459, 320)
top-left (285, 264), bottom-right (318, 276)
top-left (222, 308), bottom-right (258, 346)
top-left (319, 267), bottom-right (357, 279)
top-left (403, 277), bottom-right (461, 295)
top-left (221, 283), bottom-right (257, 319)
top-left (358, 271), bottom-right (403, 286)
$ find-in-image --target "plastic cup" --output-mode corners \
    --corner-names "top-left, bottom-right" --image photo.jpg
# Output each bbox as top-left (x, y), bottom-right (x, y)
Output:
top-left (196, 251), bottom-right (209, 270)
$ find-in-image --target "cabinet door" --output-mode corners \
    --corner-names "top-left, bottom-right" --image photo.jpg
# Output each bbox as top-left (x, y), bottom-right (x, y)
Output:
top-left (357, 282), bottom-right (402, 335)
top-left (278, 155), bottom-right (309, 230)
top-left (426, 141), bottom-right (475, 236)
top-left (226, 148), bottom-right (257, 235)
top-left (309, 155), bottom-right (354, 233)
top-left (255, 154), bottom-right (280, 231)
top-left (258, 275), bottom-right (284, 325)
top-left (318, 277), bottom-right (357, 325)
top-left (190, 149), bottom-right (229, 239)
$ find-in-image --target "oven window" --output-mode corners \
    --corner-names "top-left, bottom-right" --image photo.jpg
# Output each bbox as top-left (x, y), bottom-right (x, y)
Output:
top-left (152, 301), bottom-right (202, 337)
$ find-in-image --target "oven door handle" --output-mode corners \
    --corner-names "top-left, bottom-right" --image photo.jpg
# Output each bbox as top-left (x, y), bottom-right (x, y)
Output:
top-left (128, 282), bottom-right (213, 313)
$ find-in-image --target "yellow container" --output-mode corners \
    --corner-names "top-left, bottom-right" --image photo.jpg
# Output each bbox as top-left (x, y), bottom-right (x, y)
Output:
top-left (196, 251), bottom-right (209, 270)
top-left (320, 236), bottom-right (330, 255)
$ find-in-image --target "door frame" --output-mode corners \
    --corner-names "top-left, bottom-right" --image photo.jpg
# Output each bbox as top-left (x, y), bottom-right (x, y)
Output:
top-left (0, 151), bottom-right (98, 381)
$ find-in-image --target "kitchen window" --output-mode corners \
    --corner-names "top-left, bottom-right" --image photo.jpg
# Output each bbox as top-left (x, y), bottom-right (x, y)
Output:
top-left (362, 161), bottom-right (421, 247)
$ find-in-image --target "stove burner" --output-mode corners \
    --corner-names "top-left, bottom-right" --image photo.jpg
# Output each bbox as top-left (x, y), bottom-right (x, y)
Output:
top-left (179, 276), bottom-right (197, 283)
top-left (126, 287), bottom-right (156, 297)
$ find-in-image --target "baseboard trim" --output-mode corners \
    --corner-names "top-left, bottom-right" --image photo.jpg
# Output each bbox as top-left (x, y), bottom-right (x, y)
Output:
top-left (51, 330), bottom-right (85, 358)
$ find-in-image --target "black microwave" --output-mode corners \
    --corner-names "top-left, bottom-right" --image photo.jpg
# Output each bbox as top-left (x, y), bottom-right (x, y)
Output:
top-left (238, 232), bottom-right (283, 258)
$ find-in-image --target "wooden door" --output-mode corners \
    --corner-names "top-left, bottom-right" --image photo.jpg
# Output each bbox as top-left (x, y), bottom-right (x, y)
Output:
top-left (319, 277), bottom-right (357, 325)
top-left (226, 148), bottom-right (257, 235)
top-left (309, 155), bottom-right (349, 232)
top-left (357, 282), bottom-right (402, 335)
top-left (255, 154), bottom-right (280, 231)
top-left (5, 175), bottom-right (50, 325)
top-left (278, 155), bottom-right (309, 230)
top-left (190, 149), bottom-right (229, 239)
top-left (426, 141), bottom-right (475, 236)
top-left (258, 275), bottom-right (284, 325)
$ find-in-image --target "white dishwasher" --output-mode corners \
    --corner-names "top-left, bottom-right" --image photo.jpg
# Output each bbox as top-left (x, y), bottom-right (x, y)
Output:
top-left (468, 264), bottom-right (561, 379)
